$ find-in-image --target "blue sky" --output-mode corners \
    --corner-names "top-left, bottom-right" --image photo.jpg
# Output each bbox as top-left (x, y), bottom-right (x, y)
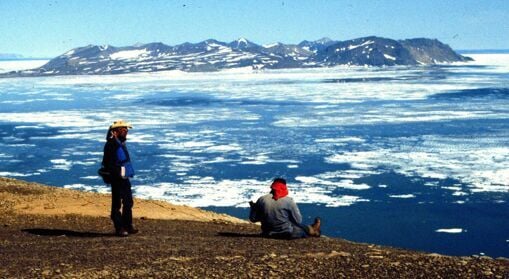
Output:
top-left (1, 0), bottom-right (508, 57)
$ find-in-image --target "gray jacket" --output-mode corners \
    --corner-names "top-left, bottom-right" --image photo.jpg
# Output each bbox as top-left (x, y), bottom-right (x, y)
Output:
top-left (249, 194), bottom-right (303, 235)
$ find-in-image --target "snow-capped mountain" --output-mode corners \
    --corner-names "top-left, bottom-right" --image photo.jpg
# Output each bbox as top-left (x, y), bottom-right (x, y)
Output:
top-left (2, 36), bottom-right (473, 77)
top-left (298, 37), bottom-right (338, 54)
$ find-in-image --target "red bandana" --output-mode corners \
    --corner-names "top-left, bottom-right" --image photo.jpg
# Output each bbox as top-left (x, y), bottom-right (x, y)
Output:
top-left (271, 181), bottom-right (288, 200)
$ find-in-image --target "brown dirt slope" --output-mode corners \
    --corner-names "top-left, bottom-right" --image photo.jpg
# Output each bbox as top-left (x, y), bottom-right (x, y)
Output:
top-left (0, 177), bottom-right (508, 278)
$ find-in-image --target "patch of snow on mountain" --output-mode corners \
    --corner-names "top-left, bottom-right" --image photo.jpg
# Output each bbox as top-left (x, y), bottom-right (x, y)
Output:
top-left (348, 40), bottom-right (375, 50)
top-left (64, 50), bottom-right (75, 56)
top-left (226, 53), bottom-right (257, 62)
top-left (263, 43), bottom-right (280, 48)
top-left (206, 43), bottom-right (228, 51)
top-left (383, 54), bottom-right (396, 61)
top-left (110, 49), bottom-right (150, 60)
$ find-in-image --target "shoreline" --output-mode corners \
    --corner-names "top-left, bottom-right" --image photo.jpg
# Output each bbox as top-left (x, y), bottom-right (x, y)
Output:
top-left (0, 177), bottom-right (245, 224)
top-left (1, 176), bottom-right (508, 278)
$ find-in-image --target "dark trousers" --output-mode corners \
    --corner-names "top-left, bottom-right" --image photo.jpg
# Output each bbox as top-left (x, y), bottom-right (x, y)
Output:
top-left (263, 225), bottom-right (308, 239)
top-left (110, 179), bottom-right (133, 231)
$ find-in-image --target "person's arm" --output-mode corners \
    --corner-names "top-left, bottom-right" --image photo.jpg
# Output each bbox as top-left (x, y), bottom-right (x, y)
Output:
top-left (287, 198), bottom-right (303, 225)
top-left (103, 142), bottom-right (121, 179)
top-left (249, 200), bottom-right (261, 222)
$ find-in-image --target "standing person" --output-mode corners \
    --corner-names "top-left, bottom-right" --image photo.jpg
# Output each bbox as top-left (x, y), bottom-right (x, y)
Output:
top-left (101, 120), bottom-right (138, 237)
top-left (249, 178), bottom-right (321, 239)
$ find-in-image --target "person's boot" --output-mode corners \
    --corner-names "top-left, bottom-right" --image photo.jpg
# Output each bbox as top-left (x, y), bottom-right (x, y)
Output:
top-left (127, 227), bottom-right (139, 234)
top-left (307, 217), bottom-right (321, 237)
top-left (116, 228), bottom-right (129, 237)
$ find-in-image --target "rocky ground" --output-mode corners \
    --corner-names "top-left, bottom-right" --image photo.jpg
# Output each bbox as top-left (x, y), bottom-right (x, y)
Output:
top-left (0, 177), bottom-right (508, 278)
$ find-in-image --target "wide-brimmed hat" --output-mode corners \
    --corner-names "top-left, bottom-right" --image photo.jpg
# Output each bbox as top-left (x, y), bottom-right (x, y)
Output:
top-left (110, 119), bottom-right (133, 129)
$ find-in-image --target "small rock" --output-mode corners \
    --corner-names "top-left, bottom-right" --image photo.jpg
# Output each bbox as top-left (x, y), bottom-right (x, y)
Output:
top-left (459, 260), bottom-right (468, 265)
top-left (428, 253), bottom-right (446, 258)
top-left (329, 251), bottom-right (351, 257)
top-left (267, 263), bottom-right (278, 269)
top-left (483, 270), bottom-right (494, 276)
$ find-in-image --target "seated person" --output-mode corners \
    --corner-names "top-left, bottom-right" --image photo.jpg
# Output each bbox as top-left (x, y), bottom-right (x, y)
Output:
top-left (249, 178), bottom-right (321, 239)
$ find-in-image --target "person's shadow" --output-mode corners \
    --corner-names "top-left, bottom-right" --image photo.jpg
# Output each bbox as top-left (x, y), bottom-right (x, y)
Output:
top-left (22, 228), bottom-right (113, 237)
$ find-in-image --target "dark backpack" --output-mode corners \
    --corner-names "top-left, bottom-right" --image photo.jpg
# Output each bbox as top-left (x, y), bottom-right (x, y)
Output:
top-left (98, 166), bottom-right (112, 184)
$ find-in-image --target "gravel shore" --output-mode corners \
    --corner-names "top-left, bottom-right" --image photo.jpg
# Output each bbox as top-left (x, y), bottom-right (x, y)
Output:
top-left (1, 177), bottom-right (507, 278)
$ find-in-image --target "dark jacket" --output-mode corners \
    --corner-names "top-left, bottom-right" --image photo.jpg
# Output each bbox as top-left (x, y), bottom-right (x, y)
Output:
top-left (102, 137), bottom-right (134, 181)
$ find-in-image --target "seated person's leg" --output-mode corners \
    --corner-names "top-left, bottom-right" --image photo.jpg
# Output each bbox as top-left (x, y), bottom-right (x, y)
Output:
top-left (300, 217), bottom-right (321, 237)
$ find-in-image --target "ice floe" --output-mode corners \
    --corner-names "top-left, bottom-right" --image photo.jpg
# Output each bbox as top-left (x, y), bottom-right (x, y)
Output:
top-left (435, 228), bottom-right (463, 234)
top-left (389, 194), bottom-right (416, 199)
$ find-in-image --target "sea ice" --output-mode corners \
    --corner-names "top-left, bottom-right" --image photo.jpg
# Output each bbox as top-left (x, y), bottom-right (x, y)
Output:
top-left (435, 228), bottom-right (463, 234)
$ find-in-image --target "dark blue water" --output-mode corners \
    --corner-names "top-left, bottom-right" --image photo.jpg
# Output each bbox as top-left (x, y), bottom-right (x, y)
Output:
top-left (0, 61), bottom-right (508, 257)
top-left (205, 200), bottom-right (509, 257)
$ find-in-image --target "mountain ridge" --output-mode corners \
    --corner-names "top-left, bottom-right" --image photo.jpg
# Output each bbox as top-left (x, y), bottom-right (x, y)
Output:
top-left (0, 53), bottom-right (25, 60)
top-left (1, 36), bottom-right (473, 77)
